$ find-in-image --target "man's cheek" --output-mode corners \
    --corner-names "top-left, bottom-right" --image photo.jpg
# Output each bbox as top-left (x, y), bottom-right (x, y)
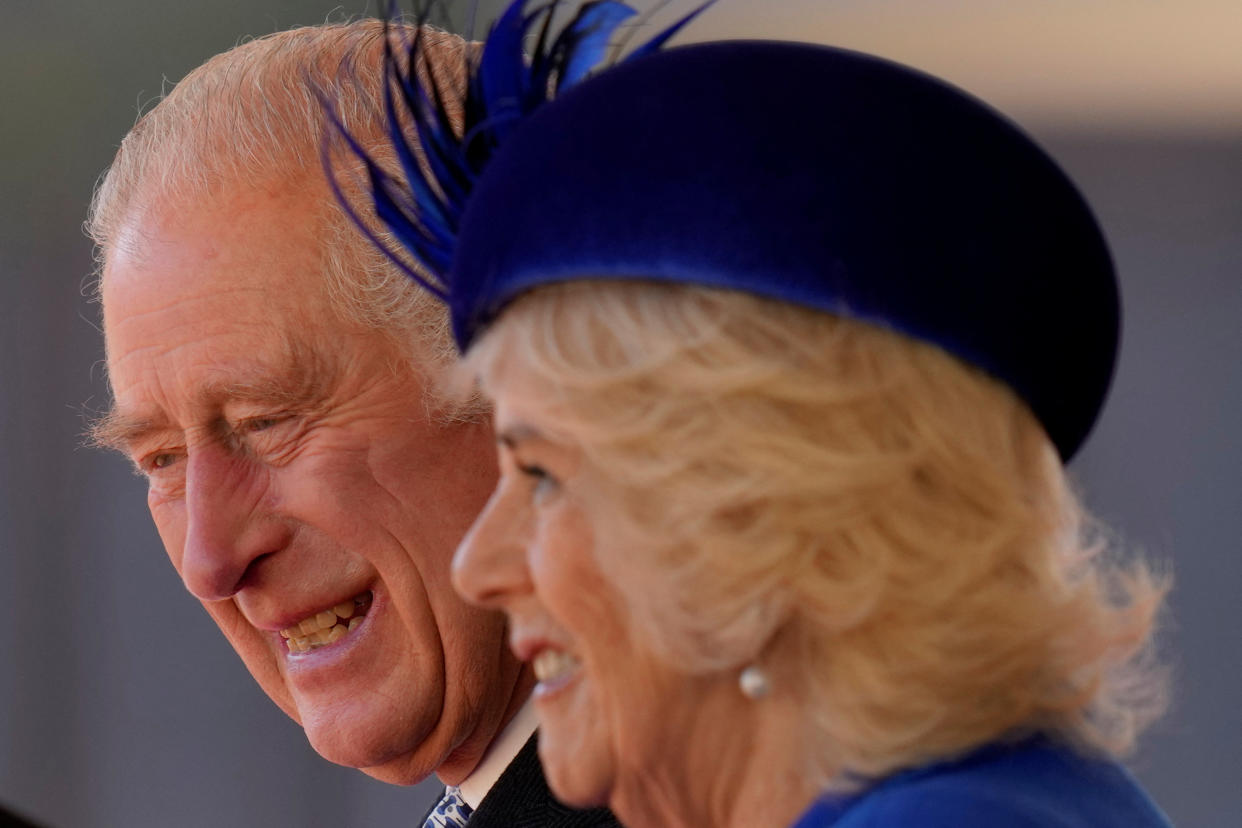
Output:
top-left (149, 499), bottom-right (188, 574)
top-left (207, 601), bottom-right (301, 722)
top-left (275, 451), bottom-right (377, 530)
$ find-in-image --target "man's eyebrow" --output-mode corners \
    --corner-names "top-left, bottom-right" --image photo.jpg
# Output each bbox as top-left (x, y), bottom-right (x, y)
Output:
top-left (204, 334), bottom-right (333, 409)
top-left (86, 408), bottom-right (167, 454)
top-left (203, 373), bottom-right (321, 408)
top-left (88, 335), bottom-right (332, 452)
top-left (88, 373), bottom-right (320, 452)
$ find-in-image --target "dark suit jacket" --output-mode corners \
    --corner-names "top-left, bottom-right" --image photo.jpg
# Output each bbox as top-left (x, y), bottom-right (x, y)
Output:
top-left (0, 802), bottom-right (47, 827)
top-left (422, 734), bottom-right (620, 828)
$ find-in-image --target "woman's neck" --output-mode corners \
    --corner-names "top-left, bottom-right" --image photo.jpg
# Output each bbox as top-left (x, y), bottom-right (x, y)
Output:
top-left (608, 675), bottom-right (822, 828)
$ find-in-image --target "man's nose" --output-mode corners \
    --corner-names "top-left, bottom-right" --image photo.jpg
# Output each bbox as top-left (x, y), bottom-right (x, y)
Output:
top-left (181, 444), bottom-right (285, 601)
top-left (452, 484), bottom-right (532, 609)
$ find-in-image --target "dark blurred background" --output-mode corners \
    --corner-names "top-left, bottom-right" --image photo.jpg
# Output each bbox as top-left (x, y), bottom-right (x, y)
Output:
top-left (1, 1), bottom-right (1238, 825)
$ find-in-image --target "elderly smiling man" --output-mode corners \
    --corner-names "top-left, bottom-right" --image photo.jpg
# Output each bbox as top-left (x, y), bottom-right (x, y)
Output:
top-left (88, 19), bottom-right (617, 827)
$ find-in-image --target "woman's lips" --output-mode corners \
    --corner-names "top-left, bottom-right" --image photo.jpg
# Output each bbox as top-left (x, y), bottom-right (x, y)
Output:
top-left (532, 648), bottom-right (582, 695)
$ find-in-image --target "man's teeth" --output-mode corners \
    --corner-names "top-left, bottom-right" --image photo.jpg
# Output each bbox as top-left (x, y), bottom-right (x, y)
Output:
top-left (280, 593), bottom-right (372, 653)
top-left (533, 649), bottom-right (580, 683)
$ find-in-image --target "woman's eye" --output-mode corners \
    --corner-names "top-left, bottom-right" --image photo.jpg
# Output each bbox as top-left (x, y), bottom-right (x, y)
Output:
top-left (151, 453), bottom-right (177, 469)
top-left (518, 462), bottom-right (559, 500)
top-left (517, 462), bottom-right (550, 482)
top-left (518, 462), bottom-right (546, 479)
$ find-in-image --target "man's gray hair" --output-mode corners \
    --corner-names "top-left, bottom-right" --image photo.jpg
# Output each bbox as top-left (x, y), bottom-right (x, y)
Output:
top-left (87, 19), bottom-right (472, 371)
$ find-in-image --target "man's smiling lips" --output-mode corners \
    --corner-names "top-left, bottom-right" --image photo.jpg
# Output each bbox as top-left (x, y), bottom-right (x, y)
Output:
top-left (277, 591), bottom-right (373, 653)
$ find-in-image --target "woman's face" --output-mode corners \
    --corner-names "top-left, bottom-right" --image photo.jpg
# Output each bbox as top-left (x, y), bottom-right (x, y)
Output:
top-left (452, 355), bottom-right (693, 808)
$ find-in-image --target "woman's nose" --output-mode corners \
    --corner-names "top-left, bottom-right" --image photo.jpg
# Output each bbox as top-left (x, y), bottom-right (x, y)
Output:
top-left (452, 481), bottom-right (533, 609)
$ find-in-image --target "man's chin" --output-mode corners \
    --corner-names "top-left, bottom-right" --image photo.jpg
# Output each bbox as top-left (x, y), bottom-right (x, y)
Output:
top-left (357, 758), bottom-right (439, 786)
top-left (302, 716), bottom-right (440, 785)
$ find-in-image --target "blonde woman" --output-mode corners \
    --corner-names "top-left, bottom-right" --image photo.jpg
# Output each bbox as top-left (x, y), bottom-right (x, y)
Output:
top-left (334, 2), bottom-right (1172, 824)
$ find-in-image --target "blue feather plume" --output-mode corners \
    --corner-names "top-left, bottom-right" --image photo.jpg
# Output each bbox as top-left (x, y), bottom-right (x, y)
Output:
top-left (322, 0), bottom-right (716, 300)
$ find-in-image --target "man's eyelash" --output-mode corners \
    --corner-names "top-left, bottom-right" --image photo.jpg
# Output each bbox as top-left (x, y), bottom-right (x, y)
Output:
top-left (137, 449), bottom-right (182, 475)
top-left (236, 411), bottom-right (298, 434)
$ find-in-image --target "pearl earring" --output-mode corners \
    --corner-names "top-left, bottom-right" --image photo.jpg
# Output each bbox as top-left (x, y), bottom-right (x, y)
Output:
top-left (738, 665), bottom-right (771, 700)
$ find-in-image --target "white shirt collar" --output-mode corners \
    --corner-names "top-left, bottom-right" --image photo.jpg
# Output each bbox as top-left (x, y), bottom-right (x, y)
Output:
top-left (456, 699), bottom-right (540, 810)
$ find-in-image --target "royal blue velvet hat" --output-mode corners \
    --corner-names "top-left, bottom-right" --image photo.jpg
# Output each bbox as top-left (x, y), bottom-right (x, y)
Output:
top-left (329, 0), bottom-right (1119, 460)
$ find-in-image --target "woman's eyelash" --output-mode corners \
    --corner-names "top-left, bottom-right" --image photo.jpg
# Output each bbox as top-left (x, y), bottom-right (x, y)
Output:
top-left (517, 462), bottom-right (549, 480)
top-left (516, 462), bottom-right (561, 500)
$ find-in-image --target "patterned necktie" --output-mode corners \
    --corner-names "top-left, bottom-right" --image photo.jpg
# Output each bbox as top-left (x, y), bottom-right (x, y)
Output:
top-left (422, 786), bottom-right (473, 828)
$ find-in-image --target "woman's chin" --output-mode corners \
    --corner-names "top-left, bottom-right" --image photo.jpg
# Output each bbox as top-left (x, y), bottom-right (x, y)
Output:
top-left (547, 774), bottom-right (609, 809)
top-left (538, 728), bottom-right (614, 808)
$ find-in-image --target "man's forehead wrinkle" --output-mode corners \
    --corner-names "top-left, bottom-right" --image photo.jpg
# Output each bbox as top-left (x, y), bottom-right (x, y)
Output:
top-left (106, 281), bottom-right (274, 321)
top-left (106, 336), bottom-right (214, 377)
top-left (102, 288), bottom-right (280, 380)
top-left (106, 276), bottom-right (323, 373)
top-left (104, 335), bottom-right (261, 413)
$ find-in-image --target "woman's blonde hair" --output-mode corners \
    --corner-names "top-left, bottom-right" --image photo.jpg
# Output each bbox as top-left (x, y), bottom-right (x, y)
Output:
top-left (465, 280), bottom-right (1167, 789)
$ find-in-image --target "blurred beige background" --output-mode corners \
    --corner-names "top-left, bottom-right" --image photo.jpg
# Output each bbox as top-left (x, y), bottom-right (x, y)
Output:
top-left (1, 1), bottom-right (1238, 825)
top-left (687, 0), bottom-right (1242, 133)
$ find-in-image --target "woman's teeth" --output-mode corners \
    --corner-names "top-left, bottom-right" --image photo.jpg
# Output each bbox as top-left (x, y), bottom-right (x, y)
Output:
top-left (280, 592), bottom-right (372, 653)
top-left (533, 649), bottom-right (580, 683)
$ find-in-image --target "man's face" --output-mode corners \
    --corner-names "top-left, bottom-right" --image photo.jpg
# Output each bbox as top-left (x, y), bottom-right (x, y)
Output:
top-left (100, 182), bottom-right (522, 784)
